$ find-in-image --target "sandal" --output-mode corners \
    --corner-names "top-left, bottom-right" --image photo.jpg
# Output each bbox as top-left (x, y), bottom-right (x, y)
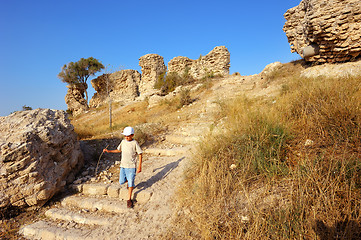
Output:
top-left (127, 199), bottom-right (133, 208)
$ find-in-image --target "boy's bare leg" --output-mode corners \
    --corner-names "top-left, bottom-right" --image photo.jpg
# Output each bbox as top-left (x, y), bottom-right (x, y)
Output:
top-left (128, 187), bottom-right (134, 200)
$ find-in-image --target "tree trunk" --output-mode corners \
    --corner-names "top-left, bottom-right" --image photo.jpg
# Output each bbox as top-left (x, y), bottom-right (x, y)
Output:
top-left (84, 90), bottom-right (89, 107)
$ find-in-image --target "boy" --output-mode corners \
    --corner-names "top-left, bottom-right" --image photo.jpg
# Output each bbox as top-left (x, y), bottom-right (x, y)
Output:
top-left (103, 126), bottom-right (143, 208)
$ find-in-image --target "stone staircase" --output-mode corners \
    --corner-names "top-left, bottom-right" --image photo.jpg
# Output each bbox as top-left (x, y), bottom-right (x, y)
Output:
top-left (19, 76), bottom-right (249, 240)
top-left (20, 114), bottom-right (215, 240)
top-left (20, 181), bottom-right (154, 239)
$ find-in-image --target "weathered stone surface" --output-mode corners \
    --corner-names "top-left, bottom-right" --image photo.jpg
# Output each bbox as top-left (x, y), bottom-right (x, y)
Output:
top-left (283, 0), bottom-right (361, 63)
top-left (138, 54), bottom-right (167, 96)
top-left (89, 70), bottom-right (141, 108)
top-left (65, 85), bottom-right (89, 116)
top-left (45, 208), bottom-right (112, 226)
top-left (107, 184), bottom-right (120, 198)
top-left (82, 183), bottom-right (109, 196)
top-left (119, 188), bottom-right (152, 203)
top-left (168, 46), bottom-right (230, 79)
top-left (0, 109), bottom-right (84, 209)
top-left (62, 195), bottom-right (129, 213)
top-left (300, 60), bottom-right (361, 78)
top-left (260, 62), bottom-right (282, 76)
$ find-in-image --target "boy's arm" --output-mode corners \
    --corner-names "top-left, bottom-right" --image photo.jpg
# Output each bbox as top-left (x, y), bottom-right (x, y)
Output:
top-left (137, 153), bottom-right (143, 173)
top-left (103, 149), bottom-right (121, 153)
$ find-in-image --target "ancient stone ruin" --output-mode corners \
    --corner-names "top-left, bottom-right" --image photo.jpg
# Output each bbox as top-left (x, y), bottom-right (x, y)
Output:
top-left (89, 70), bottom-right (141, 108)
top-left (138, 54), bottom-right (167, 96)
top-left (168, 46), bottom-right (230, 79)
top-left (65, 85), bottom-right (89, 116)
top-left (66, 46), bottom-right (231, 110)
top-left (0, 109), bottom-right (84, 210)
top-left (283, 0), bottom-right (361, 63)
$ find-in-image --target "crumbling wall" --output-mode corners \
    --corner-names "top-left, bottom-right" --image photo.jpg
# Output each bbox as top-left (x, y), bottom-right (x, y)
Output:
top-left (283, 0), bottom-right (361, 63)
top-left (89, 70), bottom-right (141, 108)
top-left (168, 46), bottom-right (230, 79)
top-left (138, 54), bottom-right (167, 96)
top-left (65, 85), bottom-right (89, 116)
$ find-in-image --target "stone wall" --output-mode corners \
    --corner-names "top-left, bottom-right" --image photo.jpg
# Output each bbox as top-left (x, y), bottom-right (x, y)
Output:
top-left (138, 54), bottom-right (167, 96)
top-left (89, 70), bottom-right (141, 108)
top-left (283, 0), bottom-right (361, 63)
top-left (0, 109), bottom-right (83, 209)
top-left (72, 47), bottom-right (230, 111)
top-left (168, 46), bottom-right (230, 79)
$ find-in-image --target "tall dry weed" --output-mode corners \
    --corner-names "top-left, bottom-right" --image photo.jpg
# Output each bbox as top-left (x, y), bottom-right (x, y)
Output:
top-left (170, 74), bottom-right (361, 239)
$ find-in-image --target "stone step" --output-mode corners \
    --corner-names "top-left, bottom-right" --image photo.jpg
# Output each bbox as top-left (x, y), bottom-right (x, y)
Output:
top-left (144, 146), bottom-right (189, 156)
top-left (176, 122), bottom-right (211, 134)
top-left (70, 183), bottom-right (152, 203)
top-left (45, 208), bottom-right (113, 226)
top-left (20, 220), bottom-right (97, 240)
top-left (165, 135), bottom-right (202, 144)
top-left (61, 195), bottom-right (130, 214)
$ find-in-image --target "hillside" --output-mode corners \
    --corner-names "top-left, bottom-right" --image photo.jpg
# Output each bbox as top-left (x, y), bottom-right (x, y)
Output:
top-left (6, 59), bottom-right (361, 239)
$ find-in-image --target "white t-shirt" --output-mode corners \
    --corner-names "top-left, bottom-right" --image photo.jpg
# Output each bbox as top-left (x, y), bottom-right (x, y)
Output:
top-left (117, 139), bottom-right (143, 168)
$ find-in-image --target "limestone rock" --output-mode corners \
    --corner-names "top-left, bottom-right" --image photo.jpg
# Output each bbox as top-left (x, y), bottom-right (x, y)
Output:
top-left (89, 70), bottom-right (141, 108)
top-left (138, 54), bottom-right (167, 96)
top-left (65, 85), bottom-right (89, 116)
top-left (0, 109), bottom-right (84, 209)
top-left (168, 46), bottom-right (230, 79)
top-left (283, 0), bottom-right (361, 63)
top-left (260, 62), bottom-right (282, 76)
top-left (167, 56), bottom-right (194, 77)
top-left (300, 60), bottom-right (361, 78)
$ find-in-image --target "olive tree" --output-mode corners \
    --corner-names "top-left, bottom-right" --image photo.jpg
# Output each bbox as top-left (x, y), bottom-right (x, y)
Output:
top-left (58, 57), bottom-right (104, 105)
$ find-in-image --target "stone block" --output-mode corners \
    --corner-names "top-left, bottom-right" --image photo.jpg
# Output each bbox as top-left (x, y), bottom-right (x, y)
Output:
top-left (107, 184), bottom-right (120, 198)
top-left (119, 188), bottom-right (152, 203)
top-left (69, 184), bottom-right (83, 192)
top-left (82, 183), bottom-right (109, 196)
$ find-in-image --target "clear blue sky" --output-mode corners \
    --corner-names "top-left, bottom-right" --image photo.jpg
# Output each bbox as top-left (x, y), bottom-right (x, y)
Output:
top-left (0, 0), bottom-right (300, 116)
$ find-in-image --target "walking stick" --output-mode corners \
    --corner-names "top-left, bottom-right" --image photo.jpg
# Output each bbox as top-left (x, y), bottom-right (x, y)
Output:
top-left (95, 144), bottom-right (109, 176)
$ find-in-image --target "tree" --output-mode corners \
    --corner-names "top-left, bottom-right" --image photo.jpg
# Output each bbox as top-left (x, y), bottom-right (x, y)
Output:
top-left (58, 57), bottom-right (104, 105)
top-left (22, 105), bottom-right (32, 111)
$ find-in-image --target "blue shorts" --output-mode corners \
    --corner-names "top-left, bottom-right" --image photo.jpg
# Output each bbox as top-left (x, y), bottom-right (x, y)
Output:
top-left (119, 167), bottom-right (136, 187)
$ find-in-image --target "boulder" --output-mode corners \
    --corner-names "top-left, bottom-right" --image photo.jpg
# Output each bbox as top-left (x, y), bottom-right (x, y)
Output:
top-left (283, 0), bottom-right (361, 63)
top-left (89, 70), bottom-right (141, 108)
top-left (0, 109), bottom-right (84, 209)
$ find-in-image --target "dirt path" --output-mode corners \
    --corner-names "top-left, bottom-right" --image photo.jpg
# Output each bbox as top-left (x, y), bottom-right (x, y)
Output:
top-left (19, 72), bottom-right (281, 239)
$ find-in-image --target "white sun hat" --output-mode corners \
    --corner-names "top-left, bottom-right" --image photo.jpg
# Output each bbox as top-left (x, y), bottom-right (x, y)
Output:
top-left (122, 126), bottom-right (135, 136)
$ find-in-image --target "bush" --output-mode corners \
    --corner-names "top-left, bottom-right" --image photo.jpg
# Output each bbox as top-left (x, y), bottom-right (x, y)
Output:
top-left (154, 71), bottom-right (194, 95)
top-left (177, 88), bottom-right (192, 109)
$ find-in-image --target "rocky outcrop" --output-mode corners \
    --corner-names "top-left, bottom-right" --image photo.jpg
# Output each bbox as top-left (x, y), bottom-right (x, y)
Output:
top-left (0, 109), bottom-right (84, 209)
top-left (139, 54), bottom-right (167, 96)
top-left (65, 85), bottom-right (89, 116)
top-left (283, 0), bottom-right (361, 63)
top-left (89, 70), bottom-right (141, 108)
top-left (168, 46), bottom-right (230, 79)
top-left (300, 60), bottom-right (361, 78)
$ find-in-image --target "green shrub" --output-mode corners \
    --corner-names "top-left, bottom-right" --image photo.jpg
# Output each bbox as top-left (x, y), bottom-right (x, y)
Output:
top-left (154, 70), bottom-right (195, 95)
top-left (154, 72), bottom-right (183, 95)
top-left (177, 88), bottom-right (192, 109)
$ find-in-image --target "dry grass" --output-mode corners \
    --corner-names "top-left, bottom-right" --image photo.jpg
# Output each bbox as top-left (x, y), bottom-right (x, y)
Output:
top-left (71, 100), bottom-right (177, 140)
top-left (71, 77), bottom-right (213, 141)
top-left (168, 68), bottom-right (361, 239)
